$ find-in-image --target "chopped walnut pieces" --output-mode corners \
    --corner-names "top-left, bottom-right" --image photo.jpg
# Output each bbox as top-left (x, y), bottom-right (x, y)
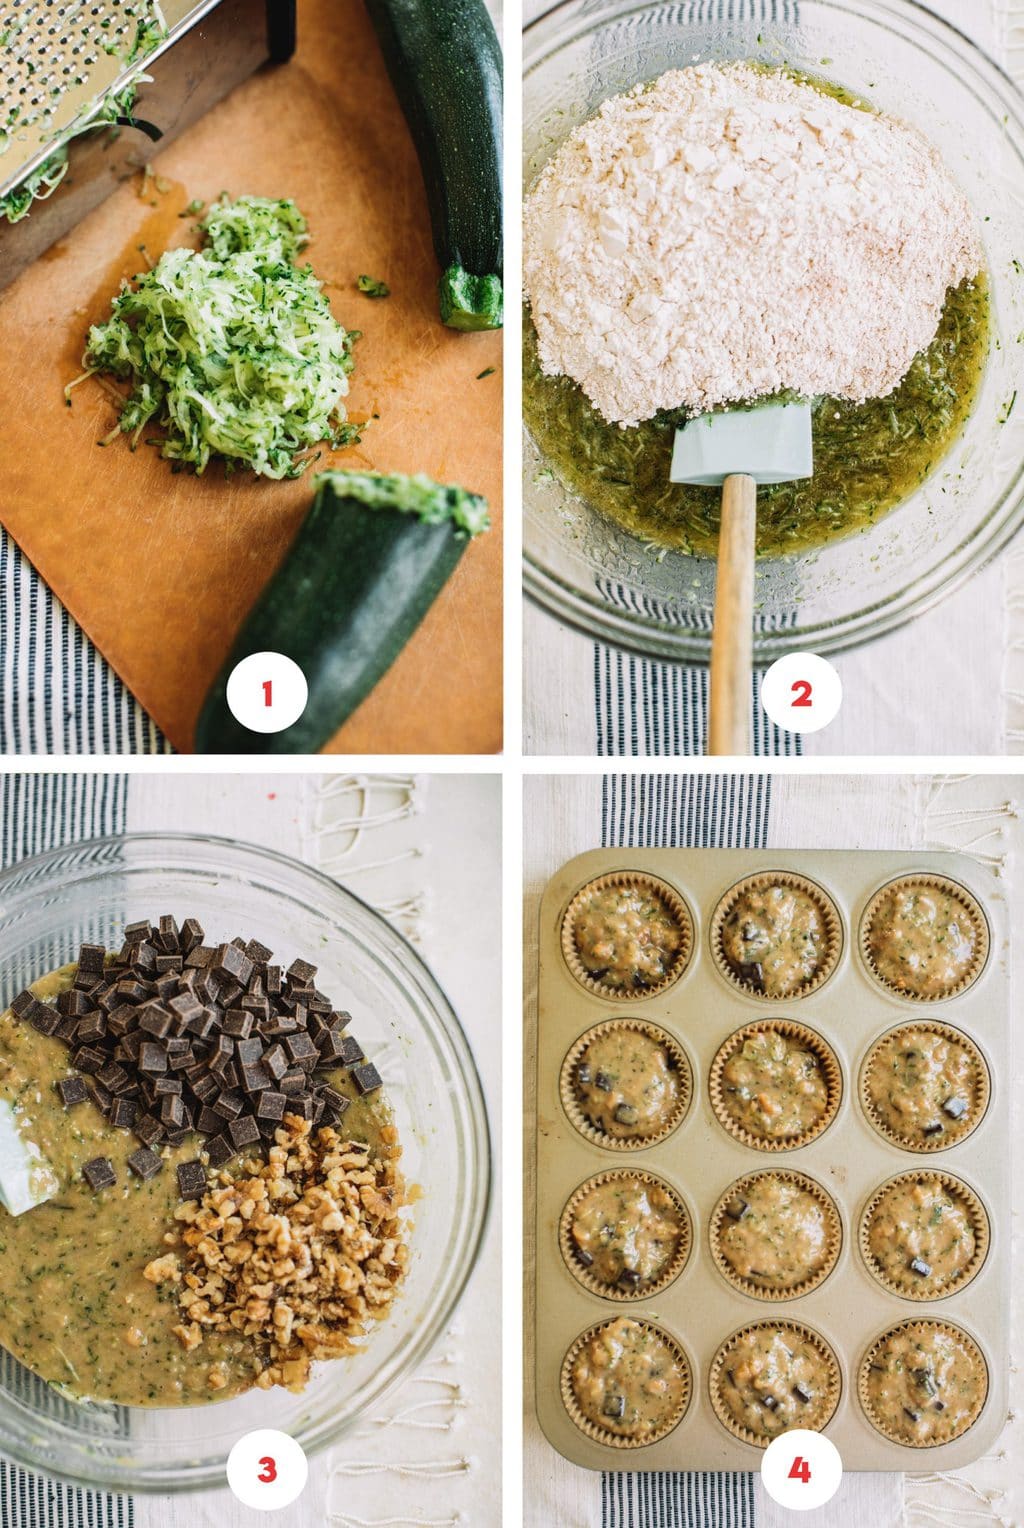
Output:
top-left (150, 1114), bottom-right (407, 1391)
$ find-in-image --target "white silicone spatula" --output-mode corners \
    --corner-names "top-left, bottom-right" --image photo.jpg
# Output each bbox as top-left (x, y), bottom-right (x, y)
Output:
top-left (0, 1098), bottom-right (59, 1216)
top-left (671, 401), bottom-right (813, 755)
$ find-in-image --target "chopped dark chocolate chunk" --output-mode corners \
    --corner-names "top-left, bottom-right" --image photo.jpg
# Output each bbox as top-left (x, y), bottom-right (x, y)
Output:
top-left (337, 1034), bottom-right (365, 1067)
top-left (317, 1085), bottom-right (349, 1120)
top-left (57, 1074), bottom-right (89, 1108)
top-left (228, 1114), bottom-right (261, 1149)
top-left (909, 1257), bottom-right (932, 1277)
top-left (109, 1096), bottom-right (139, 1130)
top-left (134, 1112), bottom-right (165, 1147)
top-left (213, 943), bottom-right (253, 987)
top-left (77, 944), bottom-right (106, 973)
top-left (618, 1268), bottom-right (641, 1288)
top-left (256, 1089), bottom-right (287, 1121)
top-left (139, 1042), bottom-right (168, 1074)
top-left (76, 1011), bottom-right (107, 1043)
top-left (154, 1075), bottom-right (183, 1096)
top-left (284, 1031), bottom-right (319, 1067)
top-left (160, 1093), bottom-right (187, 1128)
top-left (725, 1197), bottom-right (750, 1221)
top-left (222, 1010), bottom-right (254, 1038)
top-left (127, 1146), bottom-right (163, 1180)
top-left (235, 1036), bottom-right (264, 1067)
top-left (240, 1062), bottom-right (272, 1094)
top-left (213, 1090), bottom-right (244, 1120)
top-left (205, 1132), bottom-right (237, 1168)
top-left (942, 1096), bottom-right (968, 1120)
top-left (613, 1103), bottom-right (639, 1125)
top-left (73, 1044), bottom-right (106, 1074)
top-left (180, 918), bottom-right (204, 954)
top-left (176, 1159), bottom-right (207, 1199)
top-left (82, 1156), bottom-right (116, 1191)
top-left (792, 1384), bottom-right (812, 1404)
top-left (922, 1121), bottom-right (945, 1137)
top-left (352, 1062), bottom-right (383, 1095)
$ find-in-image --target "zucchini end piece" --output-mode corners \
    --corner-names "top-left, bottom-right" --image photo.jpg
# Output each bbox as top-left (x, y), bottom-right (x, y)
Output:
top-left (439, 265), bottom-right (504, 331)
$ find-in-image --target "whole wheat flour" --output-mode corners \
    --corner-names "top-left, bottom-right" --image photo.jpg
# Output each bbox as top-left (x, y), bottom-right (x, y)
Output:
top-left (523, 64), bottom-right (983, 428)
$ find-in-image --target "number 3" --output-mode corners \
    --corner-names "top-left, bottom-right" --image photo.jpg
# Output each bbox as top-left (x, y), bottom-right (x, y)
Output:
top-left (788, 1455), bottom-right (812, 1484)
top-left (258, 1456), bottom-right (277, 1483)
top-left (791, 680), bottom-right (813, 708)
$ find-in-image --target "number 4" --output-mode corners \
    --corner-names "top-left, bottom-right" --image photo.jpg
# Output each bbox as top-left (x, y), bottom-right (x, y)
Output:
top-left (789, 1455), bottom-right (812, 1484)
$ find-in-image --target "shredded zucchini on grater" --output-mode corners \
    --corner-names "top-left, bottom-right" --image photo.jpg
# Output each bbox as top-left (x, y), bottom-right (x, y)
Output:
top-left (70, 194), bottom-right (360, 479)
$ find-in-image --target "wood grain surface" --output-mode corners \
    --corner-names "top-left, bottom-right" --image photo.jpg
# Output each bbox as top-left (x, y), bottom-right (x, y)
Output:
top-left (0, 0), bottom-right (502, 754)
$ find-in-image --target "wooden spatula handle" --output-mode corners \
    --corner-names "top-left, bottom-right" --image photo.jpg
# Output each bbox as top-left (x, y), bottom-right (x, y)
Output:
top-left (709, 473), bottom-right (756, 756)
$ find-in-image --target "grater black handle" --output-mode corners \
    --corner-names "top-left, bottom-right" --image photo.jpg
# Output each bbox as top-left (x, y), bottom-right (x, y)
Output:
top-left (266, 0), bottom-right (298, 62)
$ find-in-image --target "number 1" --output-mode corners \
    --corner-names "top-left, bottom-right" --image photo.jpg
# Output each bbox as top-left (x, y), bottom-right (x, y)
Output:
top-left (788, 1455), bottom-right (812, 1484)
top-left (262, 680), bottom-right (273, 708)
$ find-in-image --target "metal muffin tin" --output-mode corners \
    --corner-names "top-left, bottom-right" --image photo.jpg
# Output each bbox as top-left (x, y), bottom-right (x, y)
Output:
top-left (535, 849), bottom-right (1010, 1471)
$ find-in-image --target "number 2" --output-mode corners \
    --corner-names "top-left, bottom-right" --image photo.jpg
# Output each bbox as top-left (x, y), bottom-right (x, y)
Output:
top-left (791, 680), bottom-right (813, 708)
top-left (788, 1455), bottom-right (812, 1484)
top-left (258, 1456), bottom-right (277, 1483)
top-left (262, 680), bottom-right (273, 708)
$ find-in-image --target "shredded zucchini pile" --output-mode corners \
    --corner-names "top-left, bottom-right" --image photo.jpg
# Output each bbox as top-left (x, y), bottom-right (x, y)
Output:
top-left (75, 194), bottom-right (359, 479)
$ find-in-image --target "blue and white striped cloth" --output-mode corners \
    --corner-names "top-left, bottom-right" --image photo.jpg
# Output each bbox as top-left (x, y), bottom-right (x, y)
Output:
top-left (599, 771), bottom-right (768, 1527)
top-left (0, 772), bottom-right (133, 1528)
top-left (0, 531), bottom-right (169, 755)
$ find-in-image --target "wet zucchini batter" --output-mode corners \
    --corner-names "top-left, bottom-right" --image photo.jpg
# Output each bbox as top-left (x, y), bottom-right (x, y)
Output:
top-left (865, 882), bottom-right (982, 998)
top-left (863, 1322), bottom-right (986, 1445)
top-left (568, 1173), bottom-right (685, 1291)
top-left (864, 1025), bottom-right (985, 1147)
top-left (574, 1026), bottom-right (683, 1140)
top-left (714, 1324), bottom-right (838, 1442)
top-left (718, 1028), bottom-right (830, 1143)
top-left (570, 1316), bottom-right (687, 1440)
top-left (865, 1175), bottom-right (981, 1296)
top-left (715, 1174), bottom-right (836, 1293)
top-left (720, 883), bottom-right (830, 996)
top-left (0, 967), bottom-right (386, 1406)
top-left (571, 883), bottom-right (683, 992)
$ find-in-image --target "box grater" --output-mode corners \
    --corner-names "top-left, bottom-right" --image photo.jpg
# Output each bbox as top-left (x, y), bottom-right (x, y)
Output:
top-left (0, 0), bottom-right (296, 290)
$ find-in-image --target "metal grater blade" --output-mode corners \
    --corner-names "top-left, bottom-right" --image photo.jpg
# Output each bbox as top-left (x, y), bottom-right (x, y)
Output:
top-left (1, 0), bottom-right (216, 197)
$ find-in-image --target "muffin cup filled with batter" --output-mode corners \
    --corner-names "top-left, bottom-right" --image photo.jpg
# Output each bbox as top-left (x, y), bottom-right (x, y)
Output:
top-left (710, 1169), bottom-right (842, 1301)
top-left (860, 1019), bottom-right (990, 1152)
top-left (561, 873), bottom-right (693, 1001)
top-left (559, 1169), bottom-right (691, 1300)
top-left (859, 1319), bottom-right (988, 1447)
top-left (561, 1019), bottom-right (691, 1150)
top-left (709, 1018), bottom-right (842, 1152)
top-left (561, 1315), bottom-right (691, 1447)
top-left (859, 1171), bottom-right (989, 1300)
top-left (709, 1320), bottom-right (841, 1448)
top-left (711, 873), bottom-right (842, 1001)
top-left (860, 876), bottom-right (989, 1002)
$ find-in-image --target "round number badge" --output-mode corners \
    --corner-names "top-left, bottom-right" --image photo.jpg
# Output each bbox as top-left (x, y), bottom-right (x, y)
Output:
top-left (226, 1428), bottom-right (309, 1510)
top-left (761, 1429), bottom-right (843, 1511)
top-left (226, 652), bottom-right (308, 735)
top-left (760, 653), bottom-right (843, 735)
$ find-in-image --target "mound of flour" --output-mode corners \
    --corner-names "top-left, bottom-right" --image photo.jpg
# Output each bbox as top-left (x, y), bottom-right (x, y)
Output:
top-left (523, 64), bottom-right (982, 428)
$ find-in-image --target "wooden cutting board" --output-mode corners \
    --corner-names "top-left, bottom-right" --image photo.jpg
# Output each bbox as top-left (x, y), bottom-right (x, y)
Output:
top-left (0, 0), bottom-right (502, 755)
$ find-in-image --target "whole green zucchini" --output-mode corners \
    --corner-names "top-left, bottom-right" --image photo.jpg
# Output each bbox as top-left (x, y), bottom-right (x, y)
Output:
top-left (194, 470), bottom-right (490, 754)
top-left (364, 0), bottom-right (503, 331)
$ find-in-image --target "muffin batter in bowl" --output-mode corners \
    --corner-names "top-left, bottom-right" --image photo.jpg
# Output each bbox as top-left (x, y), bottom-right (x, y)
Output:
top-left (565, 1171), bottom-right (687, 1293)
top-left (718, 881), bottom-right (832, 997)
top-left (567, 1315), bottom-right (688, 1442)
top-left (569, 1023), bottom-right (686, 1142)
top-left (713, 1172), bottom-right (839, 1296)
top-left (863, 1173), bottom-right (985, 1298)
top-left (864, 880), bottom-right (985, 999)
top-left (0, 933), bottom-right (398, 1408)
top-left (567, 880), bottom-right (686, 994)
top-left (713, 1023), bottom-right (836, 1146)
top-left (861, 1321), bottom-right (987, 1446)
top-left (712, 1322), bottom-right (840, 1445)
top-left (862, 1023), bottom-right (988, 1149)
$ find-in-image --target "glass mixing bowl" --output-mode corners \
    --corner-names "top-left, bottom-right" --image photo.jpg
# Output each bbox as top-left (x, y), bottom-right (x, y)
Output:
top-left (0, 834), bottom-right (491, 1492)
top-left (523, 0), bottom-right (1024, 660)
